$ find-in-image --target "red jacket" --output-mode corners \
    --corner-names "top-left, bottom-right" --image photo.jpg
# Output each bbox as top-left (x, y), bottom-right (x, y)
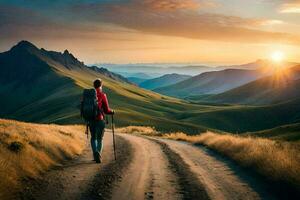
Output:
top-left (96, 88), bottom-right (113, 120)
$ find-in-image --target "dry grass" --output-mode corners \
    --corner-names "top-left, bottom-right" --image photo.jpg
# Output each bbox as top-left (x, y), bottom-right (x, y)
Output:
top-left (116, 126), bottom-right (160, 136)
top-left (163, 131), bottom-right (300, 190)
top-left (0, 119), bottom-right (85, 199)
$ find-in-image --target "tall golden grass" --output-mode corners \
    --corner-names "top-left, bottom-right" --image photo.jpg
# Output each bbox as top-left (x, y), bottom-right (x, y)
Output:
top-left (163, 131), bottom-right (300, 190)
top-left (0, 119), bottom-right (85, 199)
top-left (119, 126), bottom-right (300, 190)
top-left (116, 126), bottom-right (159, 135)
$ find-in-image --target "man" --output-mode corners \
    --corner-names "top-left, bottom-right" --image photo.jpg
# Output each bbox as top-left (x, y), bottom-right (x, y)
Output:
top-left (90, 78), bottom-right (114, 163)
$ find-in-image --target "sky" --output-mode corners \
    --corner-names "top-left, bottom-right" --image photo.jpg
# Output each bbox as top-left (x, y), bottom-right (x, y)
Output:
top-left (0, 0), bottom-right (300, 65)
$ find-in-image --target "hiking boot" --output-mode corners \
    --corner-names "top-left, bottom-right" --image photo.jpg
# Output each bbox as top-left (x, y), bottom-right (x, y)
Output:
top-left (94, 152), bottom-right (101, 163)
top-left (93, 152), bottom-right (97, 161)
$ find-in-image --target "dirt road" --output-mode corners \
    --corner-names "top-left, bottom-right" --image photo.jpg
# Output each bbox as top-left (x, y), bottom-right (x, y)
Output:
top-left (21, 131), bottom-right (278, 200)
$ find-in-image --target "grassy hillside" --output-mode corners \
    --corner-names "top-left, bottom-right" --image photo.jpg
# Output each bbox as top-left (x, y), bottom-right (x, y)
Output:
top-left (246, 123), bottom-right (300, 141)
top-left (154, 69), bottom-right (266, 98)
top-left (205, 65), bottom-right (300, 105)
top-left (0, 119), bottom-right (85, 199)
top-left (179, 98), bottom-right (300, 133)
top-left (139, 73), bottom-right (191, 90)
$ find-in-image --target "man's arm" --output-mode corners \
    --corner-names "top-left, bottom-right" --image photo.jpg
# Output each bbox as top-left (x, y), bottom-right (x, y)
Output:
top-left (102, 94), bottom-right (114, 114)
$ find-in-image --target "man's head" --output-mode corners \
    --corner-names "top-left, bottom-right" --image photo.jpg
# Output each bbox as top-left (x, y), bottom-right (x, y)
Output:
top-left (93, 78), bottom-right (102, 89)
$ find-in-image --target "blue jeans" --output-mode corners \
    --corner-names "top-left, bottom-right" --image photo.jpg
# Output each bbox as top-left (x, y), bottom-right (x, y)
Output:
top-left (90, 120), bottom-right (105, 156)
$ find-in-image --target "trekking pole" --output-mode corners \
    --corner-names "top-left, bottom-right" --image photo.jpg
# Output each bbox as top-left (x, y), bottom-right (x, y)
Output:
top-left (111, 114), bottom-right (117, 161)
top-left (85, 123), bottom-right (89, 139)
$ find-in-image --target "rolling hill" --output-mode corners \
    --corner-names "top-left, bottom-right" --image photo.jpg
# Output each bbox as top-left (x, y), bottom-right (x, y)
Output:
top-left (139, 73), bottom-right (191, 90)
top-left (205, 65), bottom-right (300, 105)
top-left (177, 98), bottom-right (300, 133)
top-left (247, 122), bottom-right (300, 141)
top-left (154, 69), bottom-right (267, 98)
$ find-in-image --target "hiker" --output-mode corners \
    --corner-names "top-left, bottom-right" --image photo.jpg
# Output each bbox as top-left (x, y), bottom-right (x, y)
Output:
top-left (92, 78), bottom-right (114, 163)
top-left (81, 78), bottom-right (114, 163)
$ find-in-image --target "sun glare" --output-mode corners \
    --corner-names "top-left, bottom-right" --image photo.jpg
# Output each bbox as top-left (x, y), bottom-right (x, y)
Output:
top-left (271, 51), bottom-right (284, 62)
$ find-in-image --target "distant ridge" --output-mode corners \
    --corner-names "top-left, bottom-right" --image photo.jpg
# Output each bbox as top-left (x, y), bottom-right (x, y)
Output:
top-left (154, 68), bottom-right (268, 97)
top-left (205, 65), bottom-right (300, 105)
top-left (139, 73), bottom-right (191, 90)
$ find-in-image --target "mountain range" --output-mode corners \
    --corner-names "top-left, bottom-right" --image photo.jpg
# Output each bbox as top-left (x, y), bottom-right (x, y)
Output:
top-left (0, 41), bottom-right (215, 133)
top-left (204, 65), bottom-right (300, 105)
top-left (1, 40), bottom-right (300, 134)
top-left (96, 63), bottom-right (217, 77)
top-left (154, 69), bottom-right (268, 97)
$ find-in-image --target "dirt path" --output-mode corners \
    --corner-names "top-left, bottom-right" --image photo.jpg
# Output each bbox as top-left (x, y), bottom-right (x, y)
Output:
top-left (21, 132), bottom-right (132, 200)
top-left (111, 134), bottom-right (182, 200)
top-left (151, 137), bottom-right (278, 200)
top-left (21, 132), bottom-right (278, 200)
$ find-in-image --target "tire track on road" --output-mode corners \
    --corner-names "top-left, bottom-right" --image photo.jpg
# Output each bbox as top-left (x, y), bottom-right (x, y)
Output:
top-left (151, 138), bottom-right (211, 200)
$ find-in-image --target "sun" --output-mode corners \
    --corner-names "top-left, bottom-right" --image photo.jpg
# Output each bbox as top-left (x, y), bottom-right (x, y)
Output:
top-left (271, 51), bottom-right (284, 62)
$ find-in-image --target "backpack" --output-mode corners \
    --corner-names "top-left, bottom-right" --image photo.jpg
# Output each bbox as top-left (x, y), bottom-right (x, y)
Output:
top-left (81, 89), bottom-right (99, 122)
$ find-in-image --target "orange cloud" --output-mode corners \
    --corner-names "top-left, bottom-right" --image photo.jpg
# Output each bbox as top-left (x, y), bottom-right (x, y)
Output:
top-left (279, 0), bottom-right (300, 13)
top-left (143, 0), bottom-right (200, 11)
top-left (70, 1), bottom-right (300, 45)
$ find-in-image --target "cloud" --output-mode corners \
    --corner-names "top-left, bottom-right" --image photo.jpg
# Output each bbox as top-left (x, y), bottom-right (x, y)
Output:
top-left (1, 0), bottom-right (300, 46)
top-left (69, 0), bottom-right (300, 44)
top-left (278, 0), bottom-right (300, 13)
top-left (0, 5), bottom-right (137, 41)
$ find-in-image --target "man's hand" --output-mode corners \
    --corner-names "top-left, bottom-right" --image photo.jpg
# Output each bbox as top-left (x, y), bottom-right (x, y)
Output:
top-left (111, 110), bottom-right (115, 115)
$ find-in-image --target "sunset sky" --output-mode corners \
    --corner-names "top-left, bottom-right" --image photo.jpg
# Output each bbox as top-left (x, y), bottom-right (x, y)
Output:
top-left (1, 0), bottom-right (300, 65)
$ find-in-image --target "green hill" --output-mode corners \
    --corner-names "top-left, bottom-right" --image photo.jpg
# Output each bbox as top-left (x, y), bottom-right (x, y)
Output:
top-left (178, 98), bottom-right (300, 133)
top-left (205, 65), bottom-right (300, 105)
top-left (246, 123), bottom-right (300, 141)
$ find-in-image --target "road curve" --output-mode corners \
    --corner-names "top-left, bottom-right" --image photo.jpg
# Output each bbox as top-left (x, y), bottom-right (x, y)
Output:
top-left (149, 137), bottom-right (277, 200)
top-left (20, 131), bottom-right (277, 200)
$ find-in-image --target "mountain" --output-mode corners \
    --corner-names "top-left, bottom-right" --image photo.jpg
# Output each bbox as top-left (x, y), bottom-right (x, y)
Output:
top-left (139, 73), bottom-right (191, 90)
top-left (0, 40), bottom-right (215, 133)
top-left (0, 41), bottom-right (80, 121)
top-left (204, 65), bottom-right (300, 105)
top-left (2, 41), bottom-right (299, 135)
top-left (154, 69), bottom-right (267, 98)
top-left (216, 59), bottom-right (298, 71)
top-left (88, 66), bottom-right (132, 84)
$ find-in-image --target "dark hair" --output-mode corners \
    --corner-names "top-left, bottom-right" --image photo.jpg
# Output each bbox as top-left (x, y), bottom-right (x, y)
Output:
top-left (93, 78), bottom-right (102, 88)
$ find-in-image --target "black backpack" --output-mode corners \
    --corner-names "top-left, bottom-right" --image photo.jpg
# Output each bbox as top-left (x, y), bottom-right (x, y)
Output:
top-left (81, 89), bottom-right (99, 122)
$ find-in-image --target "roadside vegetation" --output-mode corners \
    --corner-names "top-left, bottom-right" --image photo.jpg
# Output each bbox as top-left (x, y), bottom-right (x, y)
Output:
top-left (0, 119), bottom-right (85, 199)
top-left (119, 126), bottom-right (300, 194)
